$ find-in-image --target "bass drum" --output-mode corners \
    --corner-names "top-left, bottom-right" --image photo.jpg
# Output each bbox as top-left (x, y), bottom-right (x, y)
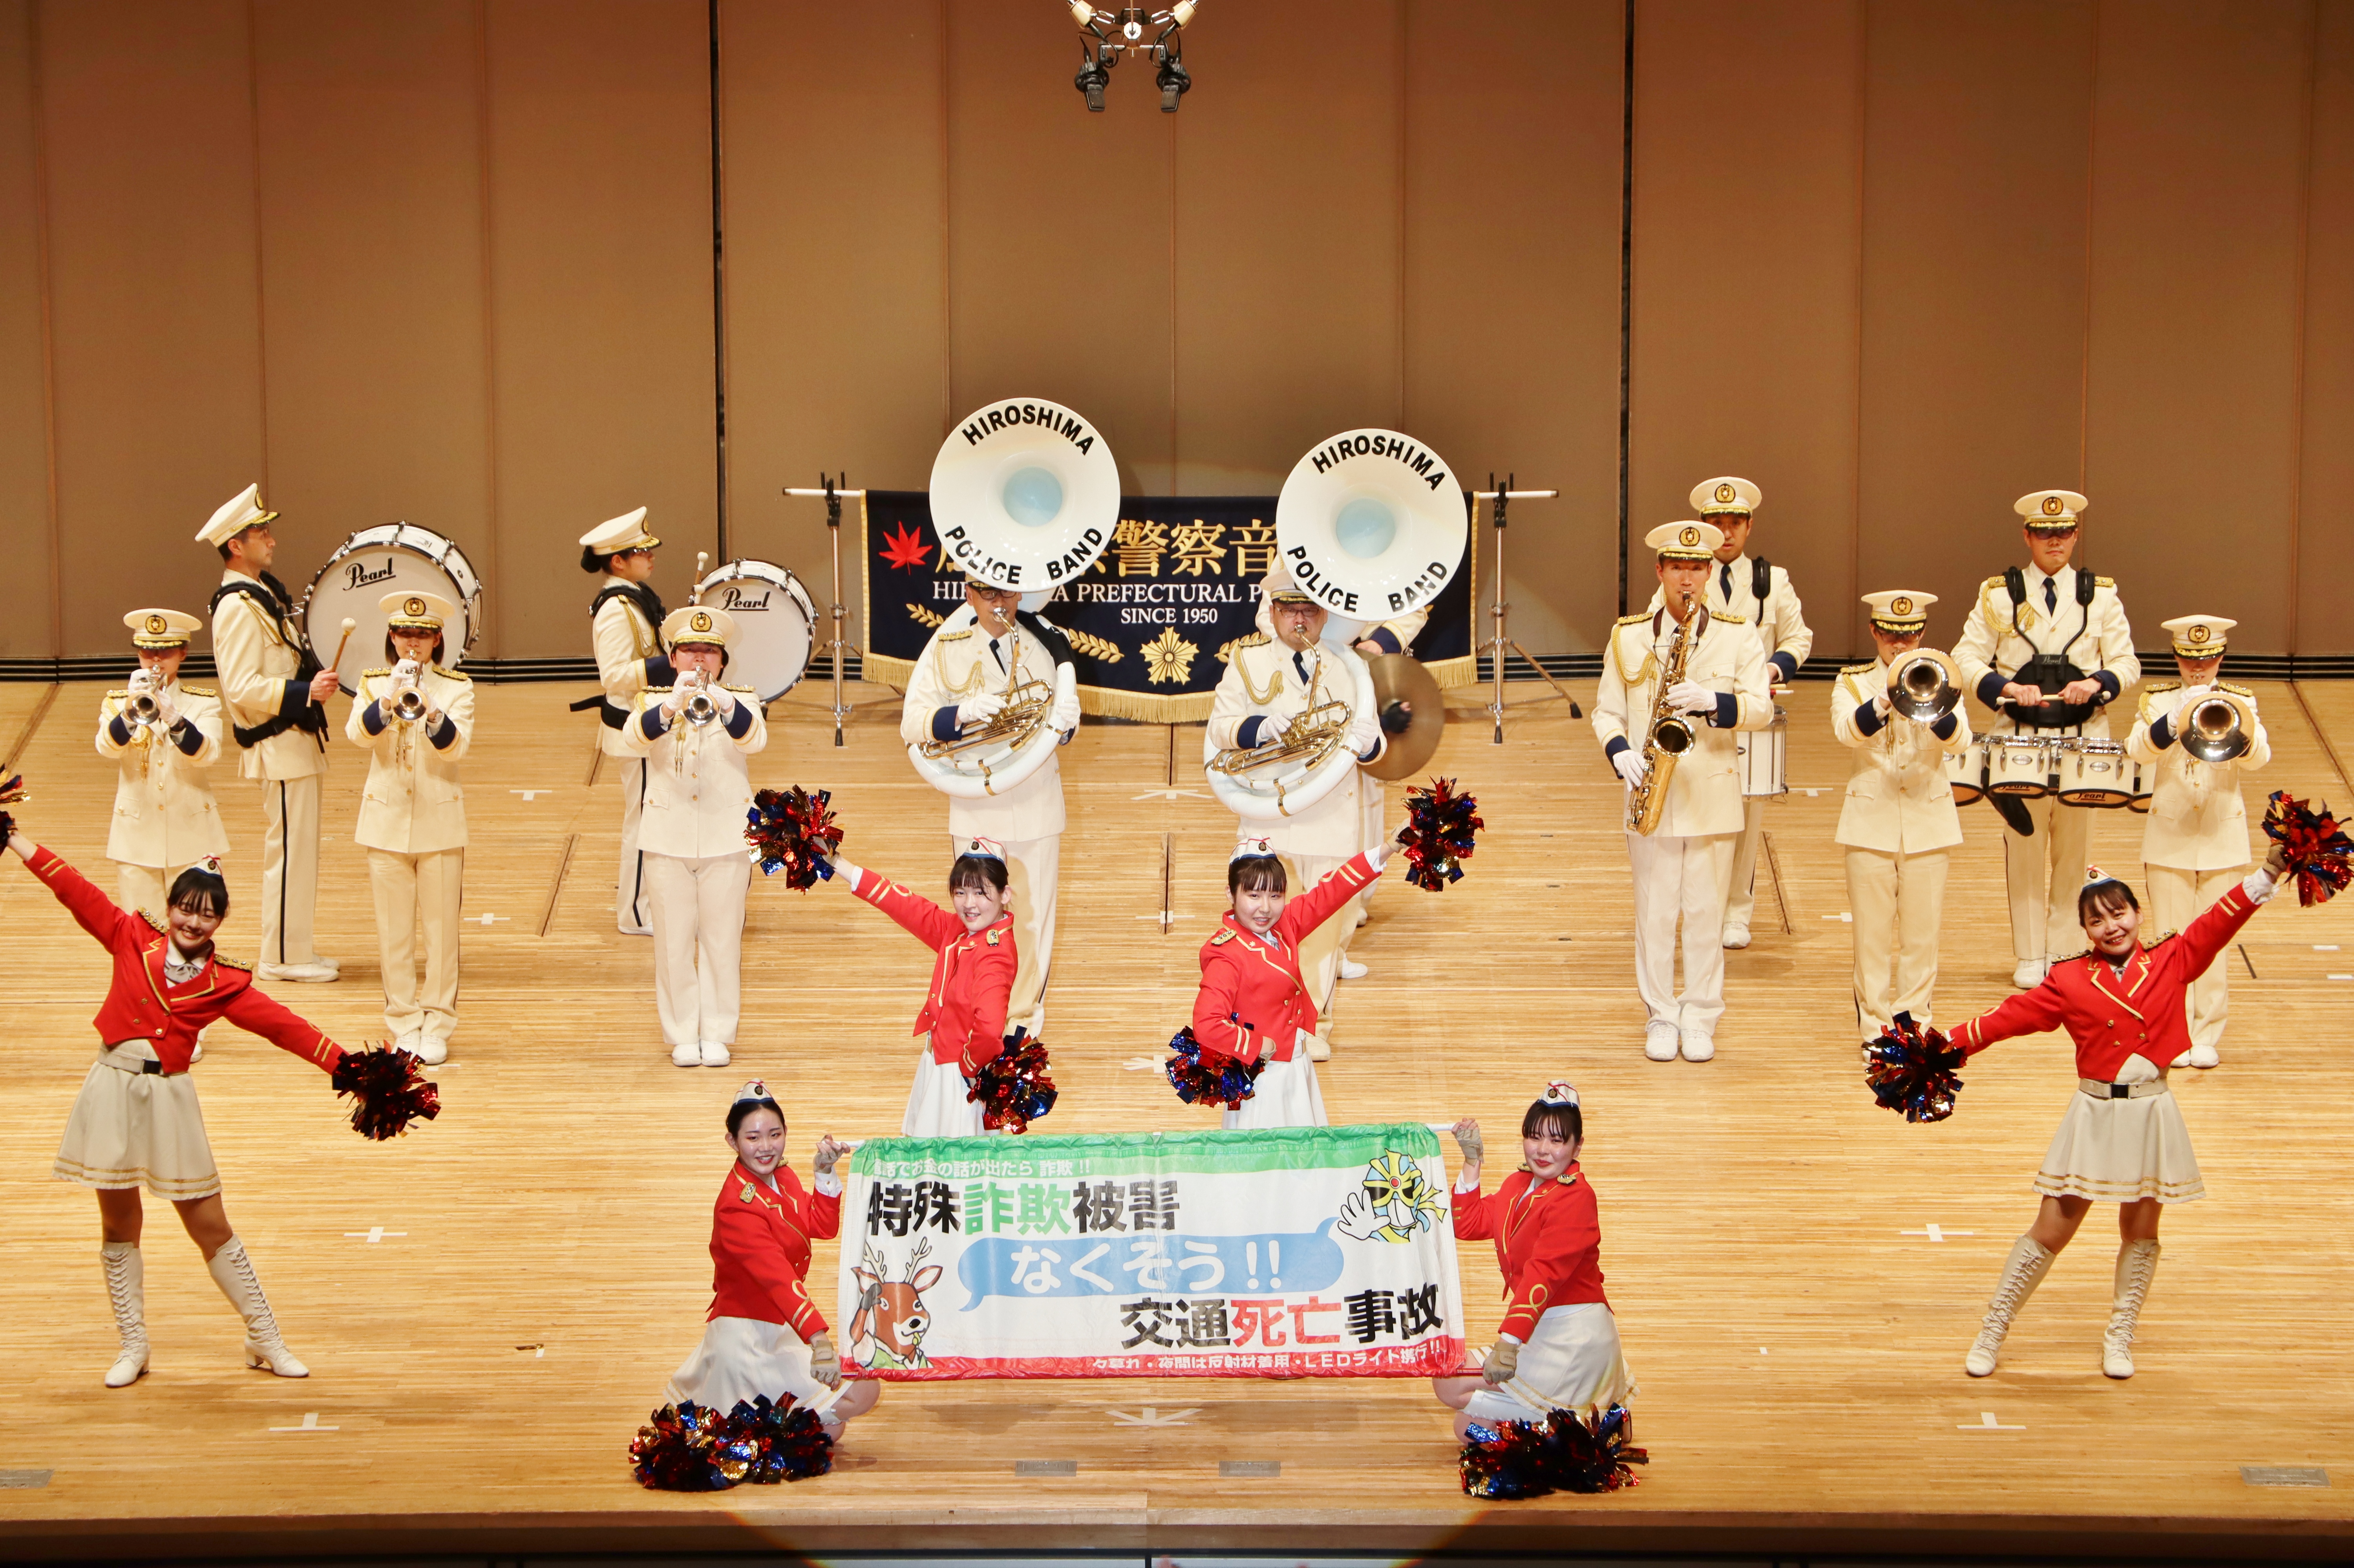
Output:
top-left (1946, 739), bottom-right (1987, 806)
top-left (2055, 738), bottom-right (2133, 808)
top-left (1985, 736), bottom-right (2054, 798)
top-left (303, 523), bottom-right (482, 694)
top-left (695, 559), bottom-right (816, 701)
top-left (1737, 706), bottom-right (1787, 797)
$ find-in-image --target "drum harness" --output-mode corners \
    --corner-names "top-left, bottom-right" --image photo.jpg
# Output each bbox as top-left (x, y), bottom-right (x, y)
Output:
top-left (569, 580), bottom-right (670, 730)
top-left (207, 573), bottom-right (327, 751)
top-left (1987, 565), bottom-right (2104, 838)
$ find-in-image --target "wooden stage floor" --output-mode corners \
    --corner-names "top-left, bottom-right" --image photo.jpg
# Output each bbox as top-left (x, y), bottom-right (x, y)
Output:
top-left (4, 674), bottom-right (2354, 1561)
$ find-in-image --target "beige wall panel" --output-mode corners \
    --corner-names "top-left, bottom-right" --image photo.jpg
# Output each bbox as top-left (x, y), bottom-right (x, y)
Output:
top-left (943, 3), bottom-right (1174, 497)
top-left (1854, 0), bottom-right (2094, 659)
top-left (0, 0), bottom-right (54, 659)
top-left (486, 0), bottom-right (715, 660)
top-left (1170, 0), bottom-right (1401, 494)
top-left (2299, 0), bottom-right (2354, 655)
top-left (2084, 0), bottom-right (2310, 653)
top-left (716, 0), bottom-right (944, 637)
top-left (1630, 0), bottom-right (1862, 654)
top-left (39, 0), bottom-right (266, 659)
top-left (252, 0), bottom-right (492, 653)
top-left (1404, 0), bottom-right (1624, 652)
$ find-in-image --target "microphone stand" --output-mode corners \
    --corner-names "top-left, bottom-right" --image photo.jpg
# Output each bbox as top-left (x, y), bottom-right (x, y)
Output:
top-left (1477, 473), bottom-right (1579, 743)
top-left (784, 475), bottom-right (866, 748)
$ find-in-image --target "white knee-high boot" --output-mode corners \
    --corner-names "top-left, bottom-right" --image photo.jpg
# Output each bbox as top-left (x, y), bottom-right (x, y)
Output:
top-left (2103, 1238), bottom-right (2160, 1379)
top-left (1965, 1235), bottom-right (2055, 1377)
top-left (206, 1235), bottom-right (308, 1378)
top-left (101, 1241), bottom-right (147, 1388)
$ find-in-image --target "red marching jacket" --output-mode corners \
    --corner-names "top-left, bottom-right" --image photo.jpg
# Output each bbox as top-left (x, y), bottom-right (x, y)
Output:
top-left (1951, 879), bottom-right (2263, 1080)
top-left (1191, 852), bottom-right (1382, 1066)
top-left (1453, 1165), bottom-right (1610, 1340)
top-left (26, 844), bottom-right (344, 1077)
top-left (707, 1159), bottom-right (841, 1340)
top-left (853, 872), bottom-right (1014, 1072)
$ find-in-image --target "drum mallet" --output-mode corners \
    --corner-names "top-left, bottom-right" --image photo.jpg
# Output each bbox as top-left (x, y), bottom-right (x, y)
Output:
top-left (325, 617), bottom-right (357, 687)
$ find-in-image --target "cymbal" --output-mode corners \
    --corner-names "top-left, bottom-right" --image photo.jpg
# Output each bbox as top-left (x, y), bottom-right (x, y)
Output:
top-left (1363, 652), bottom-right (1445, 781)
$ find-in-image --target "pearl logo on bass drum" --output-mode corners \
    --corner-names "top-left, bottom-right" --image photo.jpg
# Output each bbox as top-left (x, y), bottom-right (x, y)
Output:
top-left (345, 558), bottom-right (397, 590)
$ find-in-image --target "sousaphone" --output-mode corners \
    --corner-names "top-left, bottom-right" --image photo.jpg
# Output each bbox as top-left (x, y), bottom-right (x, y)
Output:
top-left (911, 397), bottom-right (1119, 800)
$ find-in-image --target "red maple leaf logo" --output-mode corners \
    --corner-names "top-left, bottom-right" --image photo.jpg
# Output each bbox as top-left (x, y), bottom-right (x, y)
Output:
top-left (879, 521), bottom-right (933, 572)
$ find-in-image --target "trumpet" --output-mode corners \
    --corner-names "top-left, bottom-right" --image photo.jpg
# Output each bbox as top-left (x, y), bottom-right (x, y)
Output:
top-left (679, 674), bottom-right (720, 728)
top-left (123, 690), bottom-right (167, 733)
top-left (1205, 651), bottom-right (1354, 817)
top-left (1627, 590), bottom-right (1696, 837)
top-left (1887, 649), bottom-right (1963, 723)
top-left (390, 687), bottom-right (429, 723)
top-left (2180, 690), bottom-right (2253, 764)
top-left (916, 643), bottom-right (1055, 784)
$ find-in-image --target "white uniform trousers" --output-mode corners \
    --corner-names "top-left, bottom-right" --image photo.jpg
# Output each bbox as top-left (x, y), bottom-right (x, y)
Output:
top-left (1843, 844), bottom-right (1951, 1044)
top-left (949, 832), bottom-right (1060, 1037)
top-left (614, 757), bottom-right (652, 935)
top-left (1624, 830), bottom-right (1734, 1034)
top-left (260, 775), bottom-right (323, 967)
top-left (646, 850), bottom-right (750, 1048)
top-left (114, 862), bottom-right (196, 922)
top-left (2001, 793), bottom-right (2092, 963)
top-left (2144, 864), bottom-right (2239, 1052)
top-left (367, 847), bottom-right (464, 1044)
top-left (1281, 853), bottom-right (1353, 1047)
top-left (1724, 798), bottom-right (1767, 933)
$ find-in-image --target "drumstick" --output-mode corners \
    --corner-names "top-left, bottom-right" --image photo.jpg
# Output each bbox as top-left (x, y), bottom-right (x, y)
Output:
top-left (692, 550), bottom-right (709, 604)
top-left (326, 617), bottom-right (356, 679)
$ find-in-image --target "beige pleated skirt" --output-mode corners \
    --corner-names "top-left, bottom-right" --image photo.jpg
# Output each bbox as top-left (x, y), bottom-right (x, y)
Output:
top-left (665, 1315), bottom-right (830, 1412)
top-left (903, 1045), bottom-right (987, 1139)
top-left (2033, 1084), bottom-right (2204, 1204)
top-left (53, 1043), bottom-right (222, 1200)
top-left (1463, 1302), bottom-right (1638, 1425)
top-left (1222, 1046), bottom-right (1328, 1131)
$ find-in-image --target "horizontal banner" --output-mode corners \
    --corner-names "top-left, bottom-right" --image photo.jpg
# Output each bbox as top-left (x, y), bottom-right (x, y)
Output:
top-left (837, 1124), bottom-right (1466, 1380)
top-left (859, 491), bottom-right (1476, 722)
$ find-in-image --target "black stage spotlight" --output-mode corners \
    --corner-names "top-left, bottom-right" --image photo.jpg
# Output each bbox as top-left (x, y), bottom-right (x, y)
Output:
top-left (1066, 2), bottom-right (1198, 113)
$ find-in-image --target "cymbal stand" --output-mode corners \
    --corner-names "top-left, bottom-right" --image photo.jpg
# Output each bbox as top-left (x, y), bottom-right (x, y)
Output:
top-left (784, 476), bottom-right (865, 747)
top-left (1477, 475), bottom-right (1577, 743)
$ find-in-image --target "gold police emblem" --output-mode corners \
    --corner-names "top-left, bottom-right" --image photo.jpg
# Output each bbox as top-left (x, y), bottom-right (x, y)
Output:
top-left (144, 614), bottom-right (166, 635)
top-left (2189, 624), bottom-right (2210, 644)
top-left (1679, 525), bottom-right (1701, 548)
top-left (1892, 596), bottom-right (1913, 616)
top-left (2041, 495), bottom-right (2065, 516)
top-left (1714, 482), bottom-right (1736, 505)
top-left (691, 610), bottom-right (713, 633)
top-left (404, 596), bottom-right (426, 617)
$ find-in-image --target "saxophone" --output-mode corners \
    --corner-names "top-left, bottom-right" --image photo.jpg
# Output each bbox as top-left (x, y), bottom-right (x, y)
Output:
top-left (1625, 589), bottom-right (1699, 837)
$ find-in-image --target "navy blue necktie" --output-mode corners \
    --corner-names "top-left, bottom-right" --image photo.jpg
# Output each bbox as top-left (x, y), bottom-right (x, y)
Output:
top-left (1292, 651), bottom-right (1309, 684)
top-left (2043, 577), bottom-right (2057, 614)
top-left (1720, 562), bottom-right (1733, 604)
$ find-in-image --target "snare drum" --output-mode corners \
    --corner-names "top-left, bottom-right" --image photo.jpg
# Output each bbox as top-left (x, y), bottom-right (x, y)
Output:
top-left (695, 559), bottom-right (816, 701)
top-left (2055, 738), bottom-right (2133, 808)
top-left (303, 523), bottom-right (483, 693)
top-left (1737, 705), bottom-right (1787, 797)
top-left (2126, 757), bottom-right (2153, 814)
top-left (1985, 735), bottom-right (2054, 798)
top-left (1946, 739), bottom-right (1987, 806)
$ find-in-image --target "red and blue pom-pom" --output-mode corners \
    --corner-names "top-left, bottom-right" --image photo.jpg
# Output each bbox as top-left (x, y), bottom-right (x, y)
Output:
top-left (631, 1396), bottom-right (833, 1490)
top-left (1459, 1404), bottom-right (1647, 1498)
top-left (0, 771), bottom-right (24, 843)
top-left (329, 1044), bottom-right (441, 1140)
top-left (1165, 1025), bottom-right (1265, 1109)
top-left (746, 786), bottom-right (844, 890)
top-left (967, 1027), bottom-right (1057, 1135)
top-left (2262, 791), bottom-right (2354, 907)
top-left (1400, 777), bottom-right (1482, 891)
top-left (1864, 1011), bottom-right (1965, 1124)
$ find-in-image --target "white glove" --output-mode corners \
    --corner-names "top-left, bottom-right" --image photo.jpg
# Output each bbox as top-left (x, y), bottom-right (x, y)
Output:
top-left (1666, 679), bottom-right (1716, 716)
top-left (708, 682), bottom-right (737, 715)
top-left (807, 1331), bottom-right (843, 1389)
top-left (1612, 748), bottom-right (1643, 786)
top-left (153, 691), bottom-right (179, 727)
top-left (957, 690), bottom-right (1007, 727)
top-left (1049, 663), bottom-right (1080, 735)
top-left (661, 674), bottom-right (695, 717)
top-left (2169, 683), bottom-right (2212, 724)
top-left (1344, 709), bottom-right (1381, 757)
top-left (127, 668), bottom-right (155, 696)
top-left (1872, 691), bottom-right (1894, 720)
top-left (393, 659), bottom-right (423, 690)
top-left (1259, 710), bottom-right (1294, 744)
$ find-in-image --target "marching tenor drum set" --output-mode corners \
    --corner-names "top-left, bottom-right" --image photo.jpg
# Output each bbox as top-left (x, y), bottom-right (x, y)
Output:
top-left (1940, 685), bottom-right (2255, 816)
top-left (1205, 428), bottom-right (1468, 819)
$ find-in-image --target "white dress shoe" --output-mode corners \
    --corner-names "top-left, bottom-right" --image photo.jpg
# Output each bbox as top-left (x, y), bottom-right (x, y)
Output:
top-left (2010, 959), bottom-right (2047, 989)
top-left (671, 1043), bottom-right (702, 1067)
top-left (258, 961), bottom-right (339, 983)
top-left (1679, 1028), bottom-right (1716, 1062)
top-left (106, 1347), bottom-right (148, 1388)
top-left (245, 1338), bottom-right (311, 1378)
top-left (413, 1037), bottom-right (449, 1066)
top-left (1721, 925), bottom-right (1751, 950)
top-left (1643, 1023), bottom-right (1679, 1062)
top-left (700, 1041), bottom-right (732, 1067)
top-left (1305, 1034), bottom-right (1332, 1062)
top-left (1338, 957), bottom-right (1369, 981)
top-left (2186, 1042), bottom-right (2219, 1068)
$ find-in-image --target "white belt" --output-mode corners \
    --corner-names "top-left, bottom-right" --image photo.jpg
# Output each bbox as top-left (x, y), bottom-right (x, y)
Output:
top-left (2078, 1078), bottom-right (2167, 1100)
top-left (95, 1040), bottom-right (181, 1077)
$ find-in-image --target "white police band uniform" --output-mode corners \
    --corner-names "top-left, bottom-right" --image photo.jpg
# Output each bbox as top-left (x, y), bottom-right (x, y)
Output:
top-left (623, 605), bottom-right (768, 1067)
top-left (199, 484), bottom-right (335, 982)
top-left (1644, 477), bottom-right (1814, 950)
top-left (345, 592), bottom-right (474, 1065)
top-left (1595, 521), bottom-right (1773, 1062)
top-left (1206, 564), bottom-right (1388, 1060)
top-left (2125, 614), bottom-right (2269, 1068)
top-left (98, 609), bottom-right (229, 917)
top-left (582, 506), bottom-right (670, 936)
top-left (1954, 490), bottom-right (2138, 987)
top-left (1832, 592), bottom-right (1970, 1046)
top-left (899, 579), bottom-right (1082, 1038)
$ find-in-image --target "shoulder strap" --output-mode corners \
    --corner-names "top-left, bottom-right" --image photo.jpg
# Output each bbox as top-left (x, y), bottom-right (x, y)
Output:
top-left (1014, 609), bottom-right (1075, 668)
top-left (1751, 556), bottom-right (1771, 605)
top-left (2075, 566), bottom-right (2097, 607)
top-left (590, 580), bottom-right (666, 627)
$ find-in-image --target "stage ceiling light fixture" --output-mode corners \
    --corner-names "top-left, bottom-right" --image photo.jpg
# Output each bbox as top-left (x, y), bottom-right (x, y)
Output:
top-left (1067, 2), bottom-right (1196, 113)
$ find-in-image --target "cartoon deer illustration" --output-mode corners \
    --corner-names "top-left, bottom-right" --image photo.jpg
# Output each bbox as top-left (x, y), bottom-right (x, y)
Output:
top-left (850, 1237), bottom-right (943, 1371)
